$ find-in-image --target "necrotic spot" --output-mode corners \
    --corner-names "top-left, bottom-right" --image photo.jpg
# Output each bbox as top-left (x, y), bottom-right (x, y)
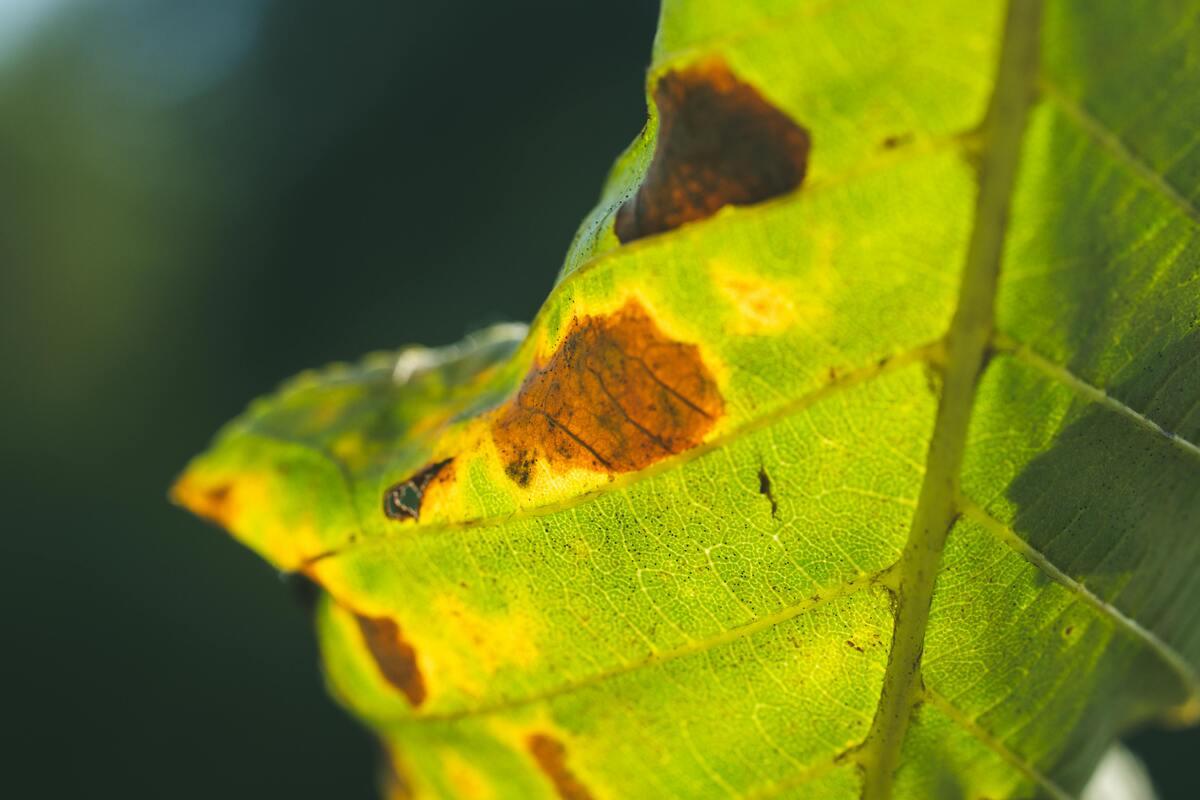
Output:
top-left (382, 458), bottom-right (453, 521)
top-left (527, 734), bottom-right (596, 800)
top-left (491, 300), bottom-right (723, 485)
top-left (355, 613), bottom-right (427, 707)
top-left (615, 58), bottom-right (810, 243)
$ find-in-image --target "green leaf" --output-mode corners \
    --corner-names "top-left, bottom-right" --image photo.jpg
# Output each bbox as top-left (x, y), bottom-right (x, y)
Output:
top-left (173, 1), bottom-right (1200, 797)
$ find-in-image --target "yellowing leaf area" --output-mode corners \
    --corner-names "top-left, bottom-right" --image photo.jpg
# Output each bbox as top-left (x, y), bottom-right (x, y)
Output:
top-left (174, 1), bottom-right (1200, 797)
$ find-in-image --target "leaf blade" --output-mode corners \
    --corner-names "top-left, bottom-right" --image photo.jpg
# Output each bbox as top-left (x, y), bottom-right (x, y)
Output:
top-left (173, 1), bottom-right (1200, 797)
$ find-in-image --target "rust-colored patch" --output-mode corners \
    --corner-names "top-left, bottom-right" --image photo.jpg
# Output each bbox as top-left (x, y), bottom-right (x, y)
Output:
top-left (172, 479), bottom-right (235, 529)
top-left (615, 58), bottom-right (810, 243)
top-left (355, 614), bottom-right (426, 706)
top-left (527, 734), bottom-right (596, 800)
top-left (383, 458), bottom-right (453, 522)
top-left (492, 301), bottom-right (722, 485)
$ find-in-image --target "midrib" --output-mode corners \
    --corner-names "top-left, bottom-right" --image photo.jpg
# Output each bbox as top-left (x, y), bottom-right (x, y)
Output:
top-left (857, 1), bottom-right (1043, 797)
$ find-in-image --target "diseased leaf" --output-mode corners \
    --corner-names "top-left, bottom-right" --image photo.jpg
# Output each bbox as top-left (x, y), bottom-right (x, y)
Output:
top-left (173, 1), bottom-right (1200, 797)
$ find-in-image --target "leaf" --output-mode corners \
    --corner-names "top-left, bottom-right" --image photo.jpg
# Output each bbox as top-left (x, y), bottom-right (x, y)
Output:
top-left (172, 1), bottom-right (1200, 797)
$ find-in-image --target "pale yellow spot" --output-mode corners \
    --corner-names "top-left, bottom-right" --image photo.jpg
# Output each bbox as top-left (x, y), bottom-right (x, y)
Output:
top-left (1167, 695), bottom-right (1200, 727)
top-left (330, 431), bottom-right (369, 468)
top-left (568, 536), bottom-right (593, 562)
top-left (440, 750), bottom-right (495, 800)
top-left (416, 594), bottom-right (544, 700)
top-left (711, 261), bottom-right (811, 334)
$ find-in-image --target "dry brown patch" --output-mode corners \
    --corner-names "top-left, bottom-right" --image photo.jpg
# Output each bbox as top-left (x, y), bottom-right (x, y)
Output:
top-left (527, 734), bottom-right (596, 800)
top-left (615, 58), bottom-right (810, 242)
top-left (492, 301), bottom-right (722, 486)
top-left (355, 614), bottom-right (426, 707)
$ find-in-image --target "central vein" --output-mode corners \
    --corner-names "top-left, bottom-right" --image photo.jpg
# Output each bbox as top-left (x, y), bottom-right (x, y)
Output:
top-left (857, 1), bottom-right (1042, 797)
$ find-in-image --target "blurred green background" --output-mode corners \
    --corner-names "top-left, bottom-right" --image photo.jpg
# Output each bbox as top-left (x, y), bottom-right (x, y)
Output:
top-left (0, 1), bottom-right (1193, 798)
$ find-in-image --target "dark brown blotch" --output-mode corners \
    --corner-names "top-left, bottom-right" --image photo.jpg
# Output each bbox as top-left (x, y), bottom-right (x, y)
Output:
top-left (615, 58), bottom-right (810, 243)
top-left (383, 458), bottom-right (453, 521)
top-left (355, 614), bottom-right (426, 706)
top-left (504, 449), bottom-right (536, 488)
top-left (492, 300), bottom-right (723, 484)
top-left (527, 734), bottom-right (596, 800)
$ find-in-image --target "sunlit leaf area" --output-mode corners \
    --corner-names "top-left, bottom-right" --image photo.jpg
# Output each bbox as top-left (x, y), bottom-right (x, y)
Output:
top-left (4, 1), bottom-right (1197, 798)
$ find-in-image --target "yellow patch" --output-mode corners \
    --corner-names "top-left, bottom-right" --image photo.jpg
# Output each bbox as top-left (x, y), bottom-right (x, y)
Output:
top-left (426, 594), bottom-right (543, 687)
top-left (440, 750), bottom-right (495, 800)
top-left (710, 262), bottom-right (798, 334)
top-left (1167, 694), bottom-right (1200, 727)
top-left (330, 431), bottom-right (369, 469)
top-left (171, 468), bottom-right (320, 570)
top-left (567, 536), bottom-right (593, 562)
top-left (712, 252), bottom-right (838, 337)
top-left (171, 471), bottom-right (244, 531)
top-left (394, 427), bottom-right (501, 528)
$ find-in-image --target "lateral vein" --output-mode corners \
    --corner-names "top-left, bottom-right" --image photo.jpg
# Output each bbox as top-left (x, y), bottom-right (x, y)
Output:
top-left (959, 497), bottom-right (1200, 714)
top-left (923, 687), bottom-right (1074, 800)
top-left (994, 332), bottom-right (1200, 462)
top-left (374, 569), bottom-right (885, 726)
top-left (1039, 78), bottom-right (1200, 226)
top-left (300, 341), bottom-right (937, 566)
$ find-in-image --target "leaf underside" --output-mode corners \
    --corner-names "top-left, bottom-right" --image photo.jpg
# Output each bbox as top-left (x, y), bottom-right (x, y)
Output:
top-left (174, 1), bottom-right (1200, 798)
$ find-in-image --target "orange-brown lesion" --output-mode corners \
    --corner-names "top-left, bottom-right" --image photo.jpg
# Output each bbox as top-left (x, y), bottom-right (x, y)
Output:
top-left (490, 300), bottom-right (723, 486)
top-left (355, 612), bottom-right (427, 707)
top-left (527, 734), bottom-right (597, 800)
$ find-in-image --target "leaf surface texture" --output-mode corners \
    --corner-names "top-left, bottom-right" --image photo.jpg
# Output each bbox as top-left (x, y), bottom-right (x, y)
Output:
top-left (174, 1), bottom-right (1200, 797)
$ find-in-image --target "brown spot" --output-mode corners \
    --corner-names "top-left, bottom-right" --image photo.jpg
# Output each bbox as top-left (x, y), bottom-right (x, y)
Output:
top-left (615, 58), bottom-right (810, 243)
top-left (383, 458), bottom-right (453, 521)
top-left (492, 301), bottom-right (723, 485)
top-left (356, 614), bottom-right (426, 706)
top-left (846, 639), bottom-right (865, 653)
top-left (880, 132), bottom-right (913, 150)
top-left (527, 734), bottom-right (596, 800)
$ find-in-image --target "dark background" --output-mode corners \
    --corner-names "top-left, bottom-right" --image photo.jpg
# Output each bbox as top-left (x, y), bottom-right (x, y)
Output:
top-left (0, 2), bottom-right (1192, 798)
